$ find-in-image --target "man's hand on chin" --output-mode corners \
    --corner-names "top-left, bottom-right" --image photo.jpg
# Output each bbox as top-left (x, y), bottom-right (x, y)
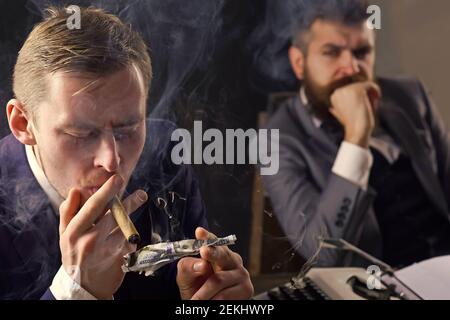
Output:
top-left (330, 81), bottom-right (381, 148)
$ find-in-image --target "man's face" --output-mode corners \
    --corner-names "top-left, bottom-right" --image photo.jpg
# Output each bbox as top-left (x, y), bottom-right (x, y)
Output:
top-left (300, 19), bottom-right (376, 119)
top-left (31, 65), bottom-right (147, 204)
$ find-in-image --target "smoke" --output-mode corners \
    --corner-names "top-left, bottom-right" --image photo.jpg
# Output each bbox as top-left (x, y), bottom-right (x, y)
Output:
top-left (0, 1), bottom-right (231, 299)
top-left (25, 0), bottom-right (228, 207)
top-left (246, 0), bottom-right (305, 95)
top-left (0, 0), bottom-right (320, 299)
top-left (27, 0), bottom-right (226, 120)
top-left (263, 209), bottom-right (307, 273)
top-left (0, 173), bottom-right (60, 299)
top-left (25, 0), bottom-right (229, 197)
top-left (247, 0), bottom-right (373, 95)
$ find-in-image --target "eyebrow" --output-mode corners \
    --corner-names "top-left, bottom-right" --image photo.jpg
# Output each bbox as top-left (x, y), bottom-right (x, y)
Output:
top-left (321, 43), bottom-right (373, 52)
top-left (60, 117), bottom-right (144, 131)
top-left (112, 117), bottom-right (145, 128)
top-left (321, 43), bottom-right (346, 51)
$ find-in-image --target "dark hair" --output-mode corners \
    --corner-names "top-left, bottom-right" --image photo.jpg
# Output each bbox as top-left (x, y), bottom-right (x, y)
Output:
top-left (292, 0), bottom-right (370, 50)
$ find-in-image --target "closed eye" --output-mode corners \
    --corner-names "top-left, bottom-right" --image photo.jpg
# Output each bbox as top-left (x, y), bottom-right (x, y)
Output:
top-left (65, 130), bottom-right (99, 139)
top-left (113, 125), bottom-right (140, 140)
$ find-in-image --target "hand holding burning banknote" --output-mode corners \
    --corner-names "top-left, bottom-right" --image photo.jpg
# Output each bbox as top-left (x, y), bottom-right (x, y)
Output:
top-left (123, 227), bottom-right (254, 300)
top-left (122, 235), bottom-right (237, 276)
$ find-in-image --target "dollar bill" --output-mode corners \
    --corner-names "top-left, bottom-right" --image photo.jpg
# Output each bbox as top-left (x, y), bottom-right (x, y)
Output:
top-left (122, 235), bottom-right (237, 276)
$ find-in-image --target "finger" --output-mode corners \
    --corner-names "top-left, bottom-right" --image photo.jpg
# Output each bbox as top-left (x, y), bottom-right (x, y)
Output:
top-left (65, 174), bottom-right (123, 236)
top-left (177, 257), bottom-right (213, 282)
top-left (177, 257), bottom-right (214, 300)
top-left (200, 246), bottom-right (241, 272)
top-left (105, 227), bottom-right (137, 256)
top-left (211, 281), bottom-right (254, 300)
top-left (92, 211), bottom-right (117, 239)
top-left (59, 188), bottom-right (81, 236)
top-left (85, 234), bottom-right (132, 276)
top-left (96, 190), bottom-right (148, 238)
top-left (190, 269), bottom-right (246, 300)
top-left (122, 190), bottom-right (148, 214)
top-left (367, 84), bottom-right (382, 110)
top-left (195, 227), bottom-right (217, 241)
top-left (361, 82), bottom-right (382, 99)
top-left (195, 227), bottom-right (240, 271)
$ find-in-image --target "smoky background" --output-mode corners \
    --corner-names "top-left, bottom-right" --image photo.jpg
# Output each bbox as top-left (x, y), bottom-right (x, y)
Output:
top-left (1, 0), bottom-right (450, 283)
top-left (0, 0), bottom-right (297, 269)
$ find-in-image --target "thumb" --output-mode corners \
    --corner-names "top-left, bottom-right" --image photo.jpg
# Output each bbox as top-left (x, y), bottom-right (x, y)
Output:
top-left (59, 188), bottom-right (81, 236)
top-left (367, 86), bottom-right (381, 111)
top-left (176, 257), bottom-right (213, 300)
top-left (362, 82), bottom-right (381, 105)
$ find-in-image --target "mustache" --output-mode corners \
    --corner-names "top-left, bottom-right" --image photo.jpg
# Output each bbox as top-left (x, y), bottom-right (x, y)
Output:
top-left (327, 73), bottom-right (369, 94)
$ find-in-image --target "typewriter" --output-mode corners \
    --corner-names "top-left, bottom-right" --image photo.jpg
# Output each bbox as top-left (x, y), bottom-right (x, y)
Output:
top-left (253, 239), bottom-right (421, 300)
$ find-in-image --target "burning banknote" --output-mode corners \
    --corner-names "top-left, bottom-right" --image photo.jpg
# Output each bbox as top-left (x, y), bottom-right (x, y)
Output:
top-left (122, 235), bottom-right (237, 276)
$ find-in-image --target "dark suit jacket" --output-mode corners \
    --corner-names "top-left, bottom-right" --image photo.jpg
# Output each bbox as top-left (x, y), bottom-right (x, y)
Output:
top-left (0, 119), bottom-right (208, 300)
top-left (262, 77), bottom-right (450, 266)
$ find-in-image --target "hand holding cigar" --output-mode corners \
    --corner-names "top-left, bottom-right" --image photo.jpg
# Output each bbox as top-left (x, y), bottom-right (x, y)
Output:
top-left (110, 195), bottom-right (141, 244)
top-left (59, 176), bottom-right (147, 299)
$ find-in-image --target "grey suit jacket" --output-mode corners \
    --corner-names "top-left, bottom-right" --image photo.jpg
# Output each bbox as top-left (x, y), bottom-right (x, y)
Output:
top-left (262, 77), bottom-right (450, 267)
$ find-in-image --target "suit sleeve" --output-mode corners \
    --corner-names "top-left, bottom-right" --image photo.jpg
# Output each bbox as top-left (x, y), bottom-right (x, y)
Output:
top-left (418, 80), bottom-right (450, 208)
top-left (261, 131), bottom-right (375, 266)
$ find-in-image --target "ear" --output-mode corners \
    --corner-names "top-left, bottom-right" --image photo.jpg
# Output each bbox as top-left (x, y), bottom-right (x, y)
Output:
top-left (6, 99), bottom-right (37, 145)
top-left (288, 46), bottom-right (305, 80)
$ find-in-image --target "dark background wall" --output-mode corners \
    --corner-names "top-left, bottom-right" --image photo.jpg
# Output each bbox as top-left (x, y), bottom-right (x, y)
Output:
top-left (373, 0), bottom-right (450, 123)
top-left (1, 0), bottom-right (450, 268)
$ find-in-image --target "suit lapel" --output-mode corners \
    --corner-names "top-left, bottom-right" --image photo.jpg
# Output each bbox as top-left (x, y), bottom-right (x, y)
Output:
top-left (378, 100), bottom-right (449, 220)
top-left (290, 96), bottom-right (338, 188)
top-left (3, 136), bottom-right (61, 282)
top-left (293, 97), bottom-right (338, 154)
top-left (11, 189), bottom-right (60, 272)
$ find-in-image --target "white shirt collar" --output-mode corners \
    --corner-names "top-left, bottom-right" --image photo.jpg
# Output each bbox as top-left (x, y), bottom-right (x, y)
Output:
top-left (25, 144), bottom-right (64, 214)
top-left (300, 86), bottom-right (322, 128)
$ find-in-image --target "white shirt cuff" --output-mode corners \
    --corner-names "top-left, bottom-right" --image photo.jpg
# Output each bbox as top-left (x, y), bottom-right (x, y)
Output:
top-left (332, 141), bottom-right (373, 191)
top-left (50, 266), bottom-right (98, 300)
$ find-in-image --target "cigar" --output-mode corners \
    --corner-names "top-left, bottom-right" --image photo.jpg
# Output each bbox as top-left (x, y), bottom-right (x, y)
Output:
top-left (110, 195), bottom-right (141, 244)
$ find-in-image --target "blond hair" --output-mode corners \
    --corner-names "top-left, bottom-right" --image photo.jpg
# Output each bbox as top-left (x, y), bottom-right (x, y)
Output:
top-left (13, 6), bottom-right (152, 117)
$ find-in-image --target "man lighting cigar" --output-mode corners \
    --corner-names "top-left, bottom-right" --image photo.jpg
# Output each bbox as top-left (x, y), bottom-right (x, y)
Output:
top-left (0, 6), bottom-right (253, 300)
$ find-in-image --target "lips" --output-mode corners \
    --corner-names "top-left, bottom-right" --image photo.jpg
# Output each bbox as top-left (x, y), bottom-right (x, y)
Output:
top-left (84, 175), bottom-right (121, 197)
top-left (87, 187), bottom-right (100, 197)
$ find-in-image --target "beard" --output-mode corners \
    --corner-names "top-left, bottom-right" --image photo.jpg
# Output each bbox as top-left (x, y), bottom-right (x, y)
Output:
top-left (303, 66), bottom-right (371, 126)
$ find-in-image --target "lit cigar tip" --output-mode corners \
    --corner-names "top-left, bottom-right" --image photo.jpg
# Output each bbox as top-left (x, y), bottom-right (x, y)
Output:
top-left (128, 234), bottom-right (141, 245)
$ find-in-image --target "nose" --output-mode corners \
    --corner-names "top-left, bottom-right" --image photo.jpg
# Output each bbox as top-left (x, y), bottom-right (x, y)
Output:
top-left (94, 132), bottom-right (120, 173)
top-left (338, 50), bottom-right (360, 78)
